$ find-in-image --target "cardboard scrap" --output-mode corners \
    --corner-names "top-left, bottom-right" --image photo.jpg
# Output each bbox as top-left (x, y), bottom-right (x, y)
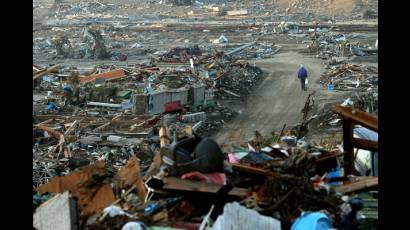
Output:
top-left (37, 161), bottom-right (116, 219)
top-left (115, 155), bottom-right (147, 200)
top-left (37, 161), bottom-right (106, 194)
top-left (77, 184), bottom-right (116, 216)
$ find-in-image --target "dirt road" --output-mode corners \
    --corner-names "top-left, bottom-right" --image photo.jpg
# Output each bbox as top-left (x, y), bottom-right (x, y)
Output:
top-left (213, 51), bottom-right (325, 151)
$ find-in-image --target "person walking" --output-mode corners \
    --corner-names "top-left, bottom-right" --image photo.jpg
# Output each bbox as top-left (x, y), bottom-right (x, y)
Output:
top-left (297, 64), bottom-right (308, 91)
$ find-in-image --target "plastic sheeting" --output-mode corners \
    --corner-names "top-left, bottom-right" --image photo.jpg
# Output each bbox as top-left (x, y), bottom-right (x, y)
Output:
top-left (354, 126), bottom-right (378, 176)
top-left (210, 202), bottom-right (281, 230)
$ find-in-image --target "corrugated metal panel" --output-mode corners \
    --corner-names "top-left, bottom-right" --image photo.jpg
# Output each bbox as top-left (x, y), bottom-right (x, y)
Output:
top-left (148, 88), bottom-right (189, 114)
top-left (132, 94), bottom-right (146, 115)
top-left (205, 89), bottom-right (215, 100)
top-left (192, 85), bottom-right (205, 104)
top-left (170, 90), bottom-right (188, 105)
top-left (181, 112), bottom-right (206, 123)
top-left (149, 91), bottom-right (167, 114)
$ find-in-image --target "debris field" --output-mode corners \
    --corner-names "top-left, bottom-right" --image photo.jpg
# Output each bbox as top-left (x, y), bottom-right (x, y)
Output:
top-left (33, 0), bottom-right (378, 229)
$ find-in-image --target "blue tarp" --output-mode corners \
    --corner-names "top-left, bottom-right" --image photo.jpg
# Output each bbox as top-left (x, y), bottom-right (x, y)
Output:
top-left (291, 212), bottom-right (332, 230)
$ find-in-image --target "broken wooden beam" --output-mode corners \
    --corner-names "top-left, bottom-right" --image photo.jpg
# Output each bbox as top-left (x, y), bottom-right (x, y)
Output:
top-left (80, 69), bottom-right (126, 84)
top-left (111, 113), bottom-right (123, 121)
top-left (352, 138), bottom-right (378, 152)
top-left (33, 65), bottom-right (59, 81)
top-left (34, 125), bottom-right (63, 139)
top-left (335, 176), bottom-right (378, 194)
top-left (159, 125), bottom-right (170, 148)
top-left (88, 132), bottom-right (151, 138)
top-left (157, 177), bottom-right (248, 197)
top-left (315, 152), bottom-right (345, 163)
top-left (231, 163), bottom-right (277, 177)
top-left (129, 121), bottom-right (145, 132)
top-left (64, 120), bottom-right (79, 136)
top-left (93, 122), bottom-right (111, 132)
top-left (332, 105), bottom-right (378, 131)
top-left (37, 118), bottom-right (54, 126)
top-left (343, 119), bottom-right (355, 175)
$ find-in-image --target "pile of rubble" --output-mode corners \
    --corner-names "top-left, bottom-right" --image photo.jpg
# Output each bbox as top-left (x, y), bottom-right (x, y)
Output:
top-left (194, 105), bottom-right (237, 137)
top-left (33, 114), bottom-right (378, 229)
top-left (232, 43), bottom-right (281, 60)
top-left (304, 31), bottom-right (378, 60)
top-left (32, 1), bottom-right (379, 229)
top-left (33, 44), bottom-right (265, 193)
top-left (214, 62), bottom-right (263, 99)
top-left (319, 63), bottom-right (378, 91)
top-left (33, 44), bottom-right (263, 115)
top-left (46, 1), bottom-right (127, 21)
top-left (33, 43), bottom-right (378, 229)
top-left (305, 90), bottom-right (378, 133)
top-left (289, 0), bottom-right (332, 11)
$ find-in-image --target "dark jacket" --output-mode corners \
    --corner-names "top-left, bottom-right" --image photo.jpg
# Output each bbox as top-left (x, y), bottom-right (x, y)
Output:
top-left (297, 67), bottom-right (308, 80)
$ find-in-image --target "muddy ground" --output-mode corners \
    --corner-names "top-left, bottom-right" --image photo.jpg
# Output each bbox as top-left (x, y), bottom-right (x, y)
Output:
top-left (214, 51), bottom-right (324, 149)
top-left (214, 49), bottom-right (377, 151)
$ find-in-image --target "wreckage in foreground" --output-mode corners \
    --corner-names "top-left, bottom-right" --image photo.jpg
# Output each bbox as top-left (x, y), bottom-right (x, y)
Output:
top-left (33, 99), bottom-right (378, 229)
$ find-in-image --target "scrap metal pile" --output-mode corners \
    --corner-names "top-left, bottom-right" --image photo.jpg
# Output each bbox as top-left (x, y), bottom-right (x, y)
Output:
top-left (305, 62), bottom-right (378, 131)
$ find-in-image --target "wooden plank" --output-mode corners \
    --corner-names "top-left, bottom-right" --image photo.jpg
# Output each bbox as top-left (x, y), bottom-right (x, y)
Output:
top-left (34, 114), bottom-right (152, 120)
top-left (111, 114), bottom-right (123, 121)
top-left (33, 65), bottom-right (59, 81)
top-left (93, 122), bottom-right (111, 132)
top-left (316, 152), bottom-right (345, 162)
top-left (332, 105), bottom-right (378, 131)
top-left (34, 115), bottom-right (98, 122)
top-left (343, 119), bottom-right (355, 175)
top-left (336, 177), bottom-right (378, 194)
top-left (80, 69), bottom-right (126, 84)
top-left (37, 118), bottom-right (54, 126)
top-left (129, 121), bottom-right (146, 132)
top-left (162, 177), bottom-right (247, 197)
top-left (64, 120), bottom-right (79, 136)
top-left (34, 125), bottom-right (63, 139)
top-left (231, 163), bottom-right (277, 177)
top-left (352, 138), bottom-right (378, 152)
top-left (159, 126), bottom-right (170, 148)
top-left (87, 132), bottom-right (151, 138)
